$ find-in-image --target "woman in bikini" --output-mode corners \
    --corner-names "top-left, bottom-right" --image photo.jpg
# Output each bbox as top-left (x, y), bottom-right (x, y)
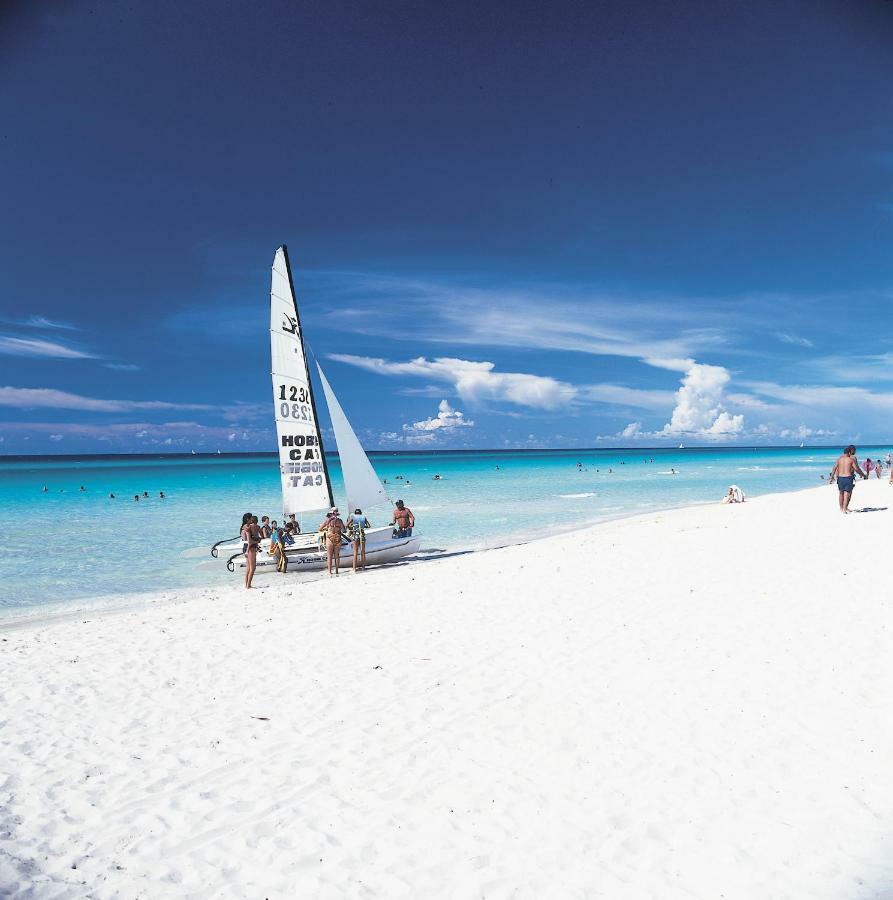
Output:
top-left (240, 511), bottom-right (261, 589)
top-left (319, 507), bottom-right (346, 576)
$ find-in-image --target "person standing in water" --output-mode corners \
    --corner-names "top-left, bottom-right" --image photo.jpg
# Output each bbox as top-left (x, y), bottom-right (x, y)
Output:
top-left (240, 511), bottom-right (260, 588)
top-left (830, 445), bottom-right (866, 514)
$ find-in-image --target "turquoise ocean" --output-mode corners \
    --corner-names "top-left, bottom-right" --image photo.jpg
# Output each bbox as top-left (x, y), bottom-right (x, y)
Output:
top-left (2, 446), bottom-right (889, 616)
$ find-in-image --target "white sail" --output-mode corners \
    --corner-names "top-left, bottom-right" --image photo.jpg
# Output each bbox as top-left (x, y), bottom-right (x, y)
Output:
top-left (316, 362), bottom-right (389, 514)
top-left (270, 247), bottom-right (333, 516)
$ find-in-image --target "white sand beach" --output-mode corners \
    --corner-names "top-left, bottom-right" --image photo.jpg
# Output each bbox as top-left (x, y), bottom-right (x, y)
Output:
top-left (3, 480), bottom-right (893, 899)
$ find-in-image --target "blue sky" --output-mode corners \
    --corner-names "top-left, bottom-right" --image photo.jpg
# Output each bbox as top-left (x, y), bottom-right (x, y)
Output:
top-left (1, 0), bottom-right (892, 453)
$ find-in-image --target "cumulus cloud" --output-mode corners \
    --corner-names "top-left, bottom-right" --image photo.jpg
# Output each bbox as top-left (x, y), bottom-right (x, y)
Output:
top-left (0, 386), bottom-right (210, 413)
top-left (620, 422), bottom-right (643, 438)
top-left (329, 355), bottom-right (577, 408)
top-left (0, 336), bottom-right (96, 359)
top-left (404, 400), bottom-right (474, 436)
top-left (659, 362), bottom-right (744, 438)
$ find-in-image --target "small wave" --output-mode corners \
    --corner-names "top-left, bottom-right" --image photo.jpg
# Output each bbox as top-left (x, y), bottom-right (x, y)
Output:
top-left (558, 492), bottom-right (597, 499)
top-left (737, 466), bottom-right (767, 471)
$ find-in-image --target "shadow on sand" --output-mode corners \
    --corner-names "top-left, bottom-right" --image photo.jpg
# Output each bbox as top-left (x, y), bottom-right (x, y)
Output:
top-left (850, 506), bottom-right (889, 514)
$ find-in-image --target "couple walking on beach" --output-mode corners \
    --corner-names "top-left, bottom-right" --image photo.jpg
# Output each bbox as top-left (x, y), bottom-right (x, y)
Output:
top-left (830, 445), bottom-right (867, 513)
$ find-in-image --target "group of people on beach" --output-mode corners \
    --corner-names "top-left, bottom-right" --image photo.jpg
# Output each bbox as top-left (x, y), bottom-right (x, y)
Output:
top-left (239, 499), bottom-right (415, 587)
top-left (828, 446), bottom-right (892, 513)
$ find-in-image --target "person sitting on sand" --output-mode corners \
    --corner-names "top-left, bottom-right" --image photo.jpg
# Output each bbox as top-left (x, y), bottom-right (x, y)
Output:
top-left (722, 487), bottom-right (738, 504)
top-left (830, 445), bottom-right (867, 514)
top-left (319, 507), bottom-right (346, 576)
top-left (390, 499), bottom-right (415, 538)
top-left (347, 508), bottom-right (371, 572)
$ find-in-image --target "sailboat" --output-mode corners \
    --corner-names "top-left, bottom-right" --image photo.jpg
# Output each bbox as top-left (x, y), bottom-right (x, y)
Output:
top-left (211, 246), bottom-right (421, 574)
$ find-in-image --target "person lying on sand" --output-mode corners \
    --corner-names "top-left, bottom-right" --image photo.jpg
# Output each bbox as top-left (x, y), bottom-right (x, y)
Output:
top-left (830, 445), bottom-right (866, 514)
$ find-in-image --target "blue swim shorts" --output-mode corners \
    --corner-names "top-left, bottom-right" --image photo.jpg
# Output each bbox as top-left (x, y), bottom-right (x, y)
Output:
top-left (837, 475), bottom-right (854, 493)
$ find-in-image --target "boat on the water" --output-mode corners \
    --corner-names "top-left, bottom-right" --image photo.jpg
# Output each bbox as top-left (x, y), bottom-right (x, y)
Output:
top-left (211, 246), bottom-right (421, 573)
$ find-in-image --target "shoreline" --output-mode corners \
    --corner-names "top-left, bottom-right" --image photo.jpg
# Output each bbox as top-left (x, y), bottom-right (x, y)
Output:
top-left (1, 481), bottom-right (824, 629)
top-left (3, 478), bottom-right (893, 896)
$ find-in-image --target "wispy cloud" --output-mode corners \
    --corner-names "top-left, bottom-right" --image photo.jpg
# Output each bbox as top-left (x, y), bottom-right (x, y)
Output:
top-left (316, 272), bottom-right (726, 362)
top-left (773, 332), bottom-right (814, 348)
top-left (0, 336), bottom-right (96, 359)
top-left (24, 315), bottom-right (79, 330)
top-left (0, 386), bottom-right (210, 412)
top-left (0, 314), bottom-right (80, 331)
top-left (329, 354), bottom-right (578, 408)
top-left (0, 420), bottom-right (271, 448)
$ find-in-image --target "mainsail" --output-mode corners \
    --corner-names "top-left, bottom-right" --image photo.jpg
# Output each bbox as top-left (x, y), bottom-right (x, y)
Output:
top-left (316, 362), bottom-right (389, 514)
top-left (270, 246), bottom-right (333, 516)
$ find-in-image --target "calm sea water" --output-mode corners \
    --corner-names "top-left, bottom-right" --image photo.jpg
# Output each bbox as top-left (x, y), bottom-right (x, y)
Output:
top-left (1, 446), bottom-right (888, 615)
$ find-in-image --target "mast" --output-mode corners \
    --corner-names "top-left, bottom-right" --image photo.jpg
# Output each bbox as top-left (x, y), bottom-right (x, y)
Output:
top-left (279, 244), bottom-right (335, 511)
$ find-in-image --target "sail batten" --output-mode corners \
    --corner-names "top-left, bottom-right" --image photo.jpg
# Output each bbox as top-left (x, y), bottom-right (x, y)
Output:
top-left (270, 246), bottom-right (334, 516)
top-left (316, 362), bottom-right (389, 514)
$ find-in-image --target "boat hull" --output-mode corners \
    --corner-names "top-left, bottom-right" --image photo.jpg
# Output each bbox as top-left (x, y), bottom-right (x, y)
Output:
top-left (216, 528), bottom-right (421, 573)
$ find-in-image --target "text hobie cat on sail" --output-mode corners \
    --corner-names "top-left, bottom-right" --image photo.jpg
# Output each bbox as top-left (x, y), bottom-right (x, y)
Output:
top-left (211, 246), bottom-right (421, 573)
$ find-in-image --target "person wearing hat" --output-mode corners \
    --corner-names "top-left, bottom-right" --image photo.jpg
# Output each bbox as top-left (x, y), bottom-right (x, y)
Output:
top-left (390, 499), bottom-right (415, 538)
top-left (347, 508), bottom-right (372, 572)
top-left (318, 507), bottom-right (346, 575)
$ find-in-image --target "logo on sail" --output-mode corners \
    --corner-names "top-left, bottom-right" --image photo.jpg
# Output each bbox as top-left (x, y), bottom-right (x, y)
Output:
top-left (282, 315), bottom-right (299, 335)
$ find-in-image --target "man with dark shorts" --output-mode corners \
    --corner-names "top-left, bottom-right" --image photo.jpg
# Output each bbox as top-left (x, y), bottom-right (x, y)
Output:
top-left (830, 445), bottom-right (866, 513)
top-left (390, 499), bottom-right (415, 537)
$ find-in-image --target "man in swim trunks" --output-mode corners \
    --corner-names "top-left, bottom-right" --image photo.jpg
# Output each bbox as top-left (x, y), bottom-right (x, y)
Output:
top-left (390, 499), bottom-right (415, 537)
top-left (830, 445), bottom-right (866, 513)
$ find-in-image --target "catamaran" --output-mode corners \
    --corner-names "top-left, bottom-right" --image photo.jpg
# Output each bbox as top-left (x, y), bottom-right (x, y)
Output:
top-left (211, 246), bottom-right (421, 574)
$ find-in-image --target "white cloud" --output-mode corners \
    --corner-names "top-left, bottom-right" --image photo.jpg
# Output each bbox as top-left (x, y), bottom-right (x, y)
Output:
top-left (317, 272), bottom-right (727, 362)
top-left (404, 400), bottom-right (474, 436)
top-left (778, 425), bottom-right (837, 440)
top-left (0, 386), bottom-right (210, 413)
top-left (642, 357), bottom-right (696, 372)
top-left (620, 422), bottom-right (643, 438)
top-left (25, 315), bottom-right (78, 330)
top-left (134, 430), bottom-right (148, 438)
top-left (660, 362), bottom-right (744, 438)
top-left (330, 355), bottom-right (577, 408)
top-left (0, 336), bottom-right (96, 359)
top-left (49, 434), bottom-right (63, 441)
top-left (774, 332), bottom-right (814, 348)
